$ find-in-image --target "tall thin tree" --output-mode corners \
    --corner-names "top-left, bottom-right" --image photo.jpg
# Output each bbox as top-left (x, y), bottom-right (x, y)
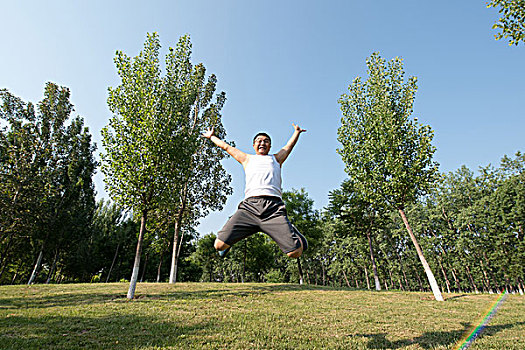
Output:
top-left (337, 53), bottom-right (443, 301)
top-left (103, 33), bottom-right (187, 298)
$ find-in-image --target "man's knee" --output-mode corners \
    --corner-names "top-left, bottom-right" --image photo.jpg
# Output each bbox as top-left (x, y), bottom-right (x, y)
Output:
top-left (214, 238), bottom-right (230, 251)
top-left (287, 247), bottom-right (303, 259)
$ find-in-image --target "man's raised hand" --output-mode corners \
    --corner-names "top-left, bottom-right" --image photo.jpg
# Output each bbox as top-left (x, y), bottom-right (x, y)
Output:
top-left (202, 127), bottom-right (215, 139)
top-left (292, 123), bottom-right (306, 133)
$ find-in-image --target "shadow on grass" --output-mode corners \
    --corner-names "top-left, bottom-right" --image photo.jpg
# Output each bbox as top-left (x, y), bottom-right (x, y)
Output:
top-left (444, 294), bottom-right (470, 301)
top-left (0, 283), bottom-right (464, 310)
top-left (354, 321), bottom-right (525, 349)
top-left (161, 283), bottom-right (332, 299)
top-left (0, 283), bottom-right (330, 310)
top-left (0, 292), bottom-right (127, 309)
top-left (0, 313), bottom-right (217, 350)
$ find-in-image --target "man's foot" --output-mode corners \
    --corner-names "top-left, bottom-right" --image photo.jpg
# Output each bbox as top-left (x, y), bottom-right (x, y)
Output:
top-left (293, 225), bottom-right (308, 252)
top-left (218, 246), bottom-right (231, 258)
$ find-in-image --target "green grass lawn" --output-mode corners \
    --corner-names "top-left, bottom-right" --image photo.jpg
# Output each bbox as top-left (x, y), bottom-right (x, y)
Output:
top-left (0, 283), bottom-right (523, 349)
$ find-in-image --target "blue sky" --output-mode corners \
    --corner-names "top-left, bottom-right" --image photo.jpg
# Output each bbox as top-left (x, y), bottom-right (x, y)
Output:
top-left (1, 1), bottom-right (524, 235)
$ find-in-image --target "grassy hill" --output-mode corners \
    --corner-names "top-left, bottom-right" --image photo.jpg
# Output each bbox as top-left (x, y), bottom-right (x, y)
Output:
top-left (0, 283), bottom-right (523, 349)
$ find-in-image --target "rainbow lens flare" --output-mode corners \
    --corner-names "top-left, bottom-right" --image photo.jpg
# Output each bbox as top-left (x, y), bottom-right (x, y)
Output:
top-left (454, 291), bottom-right (508, 350)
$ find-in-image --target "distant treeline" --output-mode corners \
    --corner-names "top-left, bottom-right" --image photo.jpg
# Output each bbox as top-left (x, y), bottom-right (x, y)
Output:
top-left (1, 84), bottom-right (523, 293)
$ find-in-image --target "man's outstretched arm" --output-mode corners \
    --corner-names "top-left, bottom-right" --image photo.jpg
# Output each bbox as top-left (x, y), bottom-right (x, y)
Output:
top-left (274, 123), bottom-right (306, 165)
top-left (202, 127), bottom-right (249, 166)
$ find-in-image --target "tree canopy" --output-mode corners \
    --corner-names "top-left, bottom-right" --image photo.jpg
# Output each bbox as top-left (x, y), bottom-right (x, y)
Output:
top-left (102, 32), bottom-right (231, 297)
top-left (487, 0), bottom-right (525, 46)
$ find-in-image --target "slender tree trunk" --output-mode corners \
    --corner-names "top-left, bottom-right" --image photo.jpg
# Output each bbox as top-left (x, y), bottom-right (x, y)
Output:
top-left (46, 248), bottom-right (60, 284)
top-left (242, 240), bottom-right (247, 283)
top-left (504, 277), bottom-right (511, 293)
top-left (116, 257), bottom-right (123, 281)
top-left (170, 181), bottom-right (188, 284)
top-left (479, 259), bottom-right (493, 293)
top-left (517, 279), bottom-right (524, 296)
top-left (398, 209), bottom-right (443, 301)
top-left (398, 278), bottom-right (404, 291)
top-left (441, 208), bottom-right (463, 293)
top-left (306, 264), bottom-right (311, 284)
top-left (414, 266), bottom-right (424, 292)
top-left (0, 233), bottom-right (15, 279)
top-left (54, 266), bottom-right (63, 284)
top-left (428, 229), bottom-right (452, 294)
top-left (28, 247), bottom-right (44, 285)
top-left (367, 231), bottom-right (381, 291)
top-left (106, 242), bottom-right (120, 283)
top-left (175, 229), bottom-right (185, 280)
top-left (0, 249), bottom-right (12, 281)
top-left (437, 258), bottom-right (451, 294)
top-left (364, 265), bottom-right (370, 290)
top-left (451, 268), bottom-right (462, 293)
top-left (322, 261), bottom-right (326, 286)
top-left (465, 264), bottom-right (479, 293)
top-left (169, 217), bottom-right (180, 284)
top-left (156, 252), bottom-right (163, 283)
top-left (127, 211), bottom-right (148, 299)
top-left (388, 269), bottom-right (395, 289)
top-left (297, 258), bottom-right (304, 285)
top-left (394, 251), bottom-right (410, 290)
top-left (140, 253), bottom-right (148, 282)
top-left (342, 270), bottom-right (351, 288)
top-left (11, 260), bottom-right (23, 284)
top-left (399, 259), bottom-right (410, 290)
top-left (482, 251), bottom-right (499, 292)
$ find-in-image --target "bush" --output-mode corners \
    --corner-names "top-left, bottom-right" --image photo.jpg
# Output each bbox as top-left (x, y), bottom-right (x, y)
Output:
top-left (265, 269), bottom-right (285, 283)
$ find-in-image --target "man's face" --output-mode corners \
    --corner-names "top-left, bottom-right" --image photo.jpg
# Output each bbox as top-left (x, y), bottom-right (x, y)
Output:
top-left (253, 135), bottom-right (271, 155)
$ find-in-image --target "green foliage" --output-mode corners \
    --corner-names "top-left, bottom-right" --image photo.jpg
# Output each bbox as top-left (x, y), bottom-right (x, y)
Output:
top-left (487, 0), bottom-right (525, 46)
top-left (282, 188), bottom-right (321, 250)
top-left (337, 52), bottom-right (438, 211)
top-left (102, 32), bottom-right (185, 212)
top-left (74, 199), bottom-right (139, 283)
top-left (0, 83), bottom-right (97, 285)
top-left (102, 33), bottom-right (232, 294)
top-left (337, 53), bottom-right (444, 300)
top-left (191, 233), bottom-right (218, 282)
top-left (102, 32), bottom-right (231, 216)
top-left (281, 189), bottom-right (323, 283)
top-left (265, 269), bottom-right (286, 283)
top-left (315, 150), bottom-right (525, 294)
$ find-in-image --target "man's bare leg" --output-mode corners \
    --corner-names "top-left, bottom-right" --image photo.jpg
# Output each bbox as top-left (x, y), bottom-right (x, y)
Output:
top-left (214, 238), bottom-right (230, 251)
top-left (214, 238), bottom-right (231, 257)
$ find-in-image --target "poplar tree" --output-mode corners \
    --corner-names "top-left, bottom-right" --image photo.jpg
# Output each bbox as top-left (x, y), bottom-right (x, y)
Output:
top-left (102, 33), bottom-right (230, 297)
top-left (103, 33), bottom-right (185, 298)
top-left (0, 84), bottom-right (97, 284)
top-left (159, 36), bottom-right (231, 283)
top-left (337, 53), bottom-right (443, 301)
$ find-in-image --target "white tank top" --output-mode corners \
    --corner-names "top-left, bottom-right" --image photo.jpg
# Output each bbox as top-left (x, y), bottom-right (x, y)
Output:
top-left (244, 155), bottom-right (282, 199)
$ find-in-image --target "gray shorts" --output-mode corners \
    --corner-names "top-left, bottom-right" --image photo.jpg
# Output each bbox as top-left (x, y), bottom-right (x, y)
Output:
top-left (217, 196), bottom-right (304, 254)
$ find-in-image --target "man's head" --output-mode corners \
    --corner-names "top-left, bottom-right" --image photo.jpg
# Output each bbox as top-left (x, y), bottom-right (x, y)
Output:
top-left (253, 132), bottom-right (271, 155)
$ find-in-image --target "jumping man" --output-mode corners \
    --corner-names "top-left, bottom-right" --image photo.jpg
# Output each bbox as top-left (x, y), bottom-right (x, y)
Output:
top-left (202, 123), bottom-right (308, 258)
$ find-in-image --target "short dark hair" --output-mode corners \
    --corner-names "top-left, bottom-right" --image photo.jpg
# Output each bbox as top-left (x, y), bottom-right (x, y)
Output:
top-left (253, 132), bottom-right (271, 144)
